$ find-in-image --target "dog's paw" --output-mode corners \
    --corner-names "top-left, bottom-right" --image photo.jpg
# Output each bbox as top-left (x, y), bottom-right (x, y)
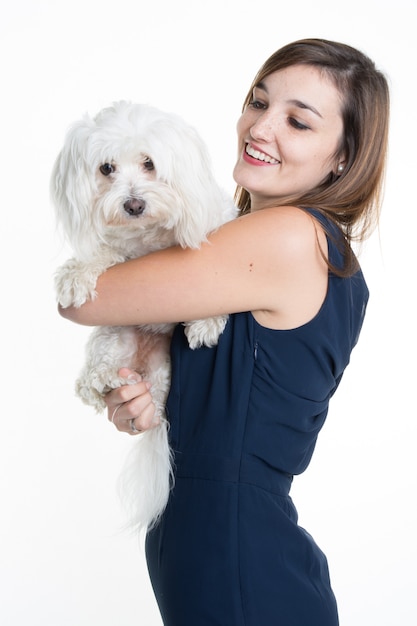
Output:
top-left (184, 315), bottom-right (229, 349)
top-left (75, 372), bottom-right (130, 412)
top-left (55, 258), bottom-right (100, 308)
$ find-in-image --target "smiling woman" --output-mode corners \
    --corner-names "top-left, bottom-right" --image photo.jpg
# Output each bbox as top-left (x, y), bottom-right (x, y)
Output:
top-left (235, 39), bottom-right (390, 260)
top-left (233, 65), bottom-right (345, 210)
top-left (59, 38), bottom-right (390, 626)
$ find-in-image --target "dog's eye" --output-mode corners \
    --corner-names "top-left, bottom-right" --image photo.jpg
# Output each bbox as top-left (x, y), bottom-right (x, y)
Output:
top-left (143, 157), bottom-right (155, 171)
top-left (99, 163), bottom-right (115, 176)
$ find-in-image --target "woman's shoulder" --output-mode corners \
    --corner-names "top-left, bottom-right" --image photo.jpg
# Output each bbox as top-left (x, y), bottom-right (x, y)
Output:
top-left (243, 205), bottom-right (328, 279)
top-left (236, 205), bottom-right (327, 261)
top-left (234, 206), bottom-right (329, 331)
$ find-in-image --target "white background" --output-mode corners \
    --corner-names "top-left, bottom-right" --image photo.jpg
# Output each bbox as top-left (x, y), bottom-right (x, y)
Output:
top-left (1, 0), bottom-right (416, 624)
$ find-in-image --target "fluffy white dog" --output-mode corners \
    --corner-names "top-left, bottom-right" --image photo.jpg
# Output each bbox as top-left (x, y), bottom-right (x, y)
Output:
top-left (52, 101), bottom-right (237, 529)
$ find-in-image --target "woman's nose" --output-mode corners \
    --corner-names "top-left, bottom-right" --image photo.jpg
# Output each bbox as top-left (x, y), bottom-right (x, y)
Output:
top-left (250, 111), bottom-right (276, 142)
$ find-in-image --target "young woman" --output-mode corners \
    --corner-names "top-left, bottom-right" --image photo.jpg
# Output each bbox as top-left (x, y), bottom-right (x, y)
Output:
top-left (60, 39), bottom-right (389, 626)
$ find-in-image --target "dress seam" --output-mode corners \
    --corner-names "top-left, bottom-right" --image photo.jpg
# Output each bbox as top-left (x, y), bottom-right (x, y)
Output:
top-left (236, 315), bottom-right (258, 626)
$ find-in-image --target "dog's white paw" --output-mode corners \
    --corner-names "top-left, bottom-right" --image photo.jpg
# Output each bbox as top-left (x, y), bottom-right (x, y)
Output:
top-left (55, 258), bottom-right (101, 308)
top-left (75, 370), bottom-right (130, 412)
top-left (184, 315), bottom-right (229, 349)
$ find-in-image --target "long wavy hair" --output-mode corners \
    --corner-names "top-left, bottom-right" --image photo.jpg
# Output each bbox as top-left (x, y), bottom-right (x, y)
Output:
top-left (234, 38), bottom-right (390, 275)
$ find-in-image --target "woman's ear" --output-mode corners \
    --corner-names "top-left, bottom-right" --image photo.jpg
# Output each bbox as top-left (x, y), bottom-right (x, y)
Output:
top-left (334, 150), bottom-right (347, 176)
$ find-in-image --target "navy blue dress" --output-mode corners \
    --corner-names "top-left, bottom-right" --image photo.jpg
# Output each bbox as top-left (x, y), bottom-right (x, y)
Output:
top-left (146, 212), bottom-right (369, 625)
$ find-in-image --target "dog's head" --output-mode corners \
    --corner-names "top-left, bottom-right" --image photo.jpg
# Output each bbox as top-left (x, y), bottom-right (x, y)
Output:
top-left (51, 101), bottom-right (235, 259)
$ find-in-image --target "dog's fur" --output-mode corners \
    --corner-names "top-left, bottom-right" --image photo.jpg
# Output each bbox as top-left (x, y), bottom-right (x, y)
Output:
top-left (52, 101), bottom-right (237, 529)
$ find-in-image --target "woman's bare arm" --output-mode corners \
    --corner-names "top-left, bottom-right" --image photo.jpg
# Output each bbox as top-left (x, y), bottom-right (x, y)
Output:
top-left (59, 206), bottom-right (328, 331)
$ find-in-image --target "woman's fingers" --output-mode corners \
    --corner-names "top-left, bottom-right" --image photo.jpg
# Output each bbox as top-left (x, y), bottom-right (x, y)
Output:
top-left (105, 369), bottom-right (158, 434)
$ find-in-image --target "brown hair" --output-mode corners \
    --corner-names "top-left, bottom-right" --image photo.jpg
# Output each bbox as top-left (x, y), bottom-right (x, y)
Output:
top-left (234, 38), bottom-right (390, 275)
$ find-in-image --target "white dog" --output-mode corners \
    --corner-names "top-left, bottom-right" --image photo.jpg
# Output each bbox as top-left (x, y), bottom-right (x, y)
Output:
top-left (52, 101), bottom-right (237, 530)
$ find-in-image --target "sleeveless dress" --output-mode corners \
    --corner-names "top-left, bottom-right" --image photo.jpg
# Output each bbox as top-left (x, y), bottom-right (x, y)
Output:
top-left (146, 211), bottom-right (369, 626)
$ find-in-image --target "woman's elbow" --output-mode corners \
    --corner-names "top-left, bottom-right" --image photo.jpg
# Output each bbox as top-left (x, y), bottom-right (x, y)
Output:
top-left (58, 303), bottom-right (92, 326)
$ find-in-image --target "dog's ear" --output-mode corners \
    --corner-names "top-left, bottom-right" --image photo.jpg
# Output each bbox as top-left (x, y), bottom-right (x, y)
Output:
top-left (167, 124), bottom-right (235, 248)
top-left (51, 115), bottom-right (98, 259)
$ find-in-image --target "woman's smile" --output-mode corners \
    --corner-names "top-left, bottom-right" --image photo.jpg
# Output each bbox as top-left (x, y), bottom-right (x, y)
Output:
top-left (244, 143), bottom-right (281, 165)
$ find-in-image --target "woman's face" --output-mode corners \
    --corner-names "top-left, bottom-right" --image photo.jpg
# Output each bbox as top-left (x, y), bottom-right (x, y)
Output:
top-left (233, 64), bottom-right (345, 210)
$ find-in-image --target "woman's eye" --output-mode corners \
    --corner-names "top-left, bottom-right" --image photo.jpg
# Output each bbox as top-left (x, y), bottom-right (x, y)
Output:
top-left (143, 157), bottom-right (155, 171)
top-left (99, 163), bottom-right (115, 176)
top-left (249, 99), bottom-right (267, 110)
top-left (288, 117), bottom-right (309, 131)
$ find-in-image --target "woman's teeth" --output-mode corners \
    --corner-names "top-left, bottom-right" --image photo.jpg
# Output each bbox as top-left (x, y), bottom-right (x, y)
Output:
top-left (246, 144), bottom-right (280, 164)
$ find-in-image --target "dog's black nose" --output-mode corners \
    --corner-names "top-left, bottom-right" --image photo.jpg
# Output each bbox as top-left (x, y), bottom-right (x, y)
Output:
top-left (124, 198), bottom-right (145, 216)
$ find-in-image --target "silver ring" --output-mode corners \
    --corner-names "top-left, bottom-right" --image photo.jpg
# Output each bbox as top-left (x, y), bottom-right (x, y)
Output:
top-left (111, 404), bottom-right (122, 424)
top-left (130, 418), bottom-right (140, 433)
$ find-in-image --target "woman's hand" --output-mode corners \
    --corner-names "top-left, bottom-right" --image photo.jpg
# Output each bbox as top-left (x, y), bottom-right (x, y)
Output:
top-left (105, 368), bottom-right (158, 435)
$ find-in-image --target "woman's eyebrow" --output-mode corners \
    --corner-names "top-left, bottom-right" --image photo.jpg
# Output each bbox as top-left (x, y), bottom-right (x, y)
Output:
top-left (286, 99), bottom-right (323, 118)
top-left (255, 82), bottom-right (323, 118)
top-left (254, 80), bottom-right (268, 93)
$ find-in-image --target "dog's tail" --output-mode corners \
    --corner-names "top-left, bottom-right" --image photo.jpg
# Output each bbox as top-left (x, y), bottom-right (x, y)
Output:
top-left (117, 419), bottom-right (174, 532)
